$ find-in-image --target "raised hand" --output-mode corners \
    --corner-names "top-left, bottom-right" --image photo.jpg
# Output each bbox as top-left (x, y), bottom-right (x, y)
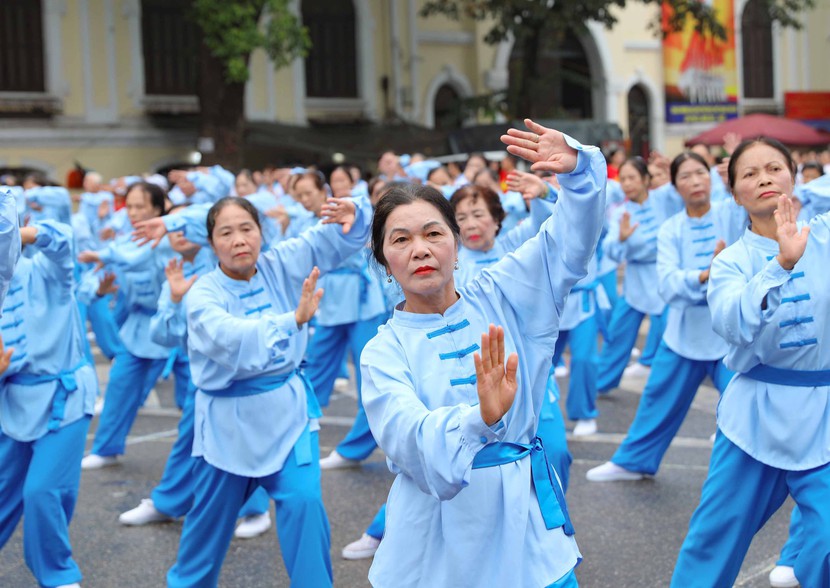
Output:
top-left (295, 267), bottom-right (324, 328)
top-left (775, 194), bottom-right (810, 271)
top-left (723, 132), bottom-right (742, 156)
top-left (19, 226), bottom-right (38, 246)
top-left (78, 250), bottom-right (102, 265)
top-left (474, 325), bottom-right (519, 427)
top-left (99, 227), bottom-right (116, 242)
top-left (320, 197), bottom-right (357, 234)
top-left (618, 212), bottom-right (639, 242)
top-left (500, 119), bottom-right (578, 174)
top-left (165, 258), bottom-right (198, 303)
top-left (265, 205), bottom-right (291, 233)
top-left (506, 170), bottom-right (547, 202)
top-left (97, 199), bottom-right (110, 220)
top-left (96, 272), bottom-right (119, 297)
top-left (699, 240), bottom-right (727, 283)
top-left (0, 335), bottom-right (14, 376)
top-left (132, 217), bottom-right (168, 248)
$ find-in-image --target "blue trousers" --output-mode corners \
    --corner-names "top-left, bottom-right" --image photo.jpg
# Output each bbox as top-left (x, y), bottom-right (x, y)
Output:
top-left (537, 368), bottom-right (573, 493)
top-left (151, 391), bottom-right (269, 519)
top-left (366, 503), bottom-right (386, 540)
top-left (91, 351), bottom-right (167, 456)
top-left (612, 343), bottom-right (733, 475)
top-left (599, 268), bottom-right (619, 324)
top-left (546, 568), bottom-right (579, 588)
top-left (86, 294), bottom-right (125, 360)
top-left (597, 298), bottom-right (666, 392)
top-left (672, 434), bottom-right (830, 588)
top-left (167, 433), bottom-right (331, 588)
top-left (0, 417), bottom-right (90, 588)
top-left (553, 314), bottom-right (599, 421)
top-left (306, 314), bottom-right (386, 408)
top-left (778, 505), bottom-right (803, 567)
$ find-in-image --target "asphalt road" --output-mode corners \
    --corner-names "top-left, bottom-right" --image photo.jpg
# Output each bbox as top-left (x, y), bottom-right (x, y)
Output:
top-left (0, 338), bottom-right (794, 587)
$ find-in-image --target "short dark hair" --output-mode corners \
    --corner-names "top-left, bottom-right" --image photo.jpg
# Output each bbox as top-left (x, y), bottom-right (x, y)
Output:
top-left (126, 182), bottom-right (166, 217)
top-left (619, 157), bottom-right (650, 180)
top-left (801, 161), bottom-right (824, 177)
top-left (450, 185), bottom-right (506, 235)
top-left (206, 197), bottom-right (262, 244)
top-left (727, 137), bottom-right (795, 191)
top-left (670, 152), bottom-right (709, 186)
top-left (371, 183), bottom-right (460, 268)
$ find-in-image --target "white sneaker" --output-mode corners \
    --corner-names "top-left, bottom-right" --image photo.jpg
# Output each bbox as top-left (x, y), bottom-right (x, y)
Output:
top-left (93, 396), bottom-right (104, 416)
top-left (573, 419), bottom-right (597, 436)
top-left (769, 565), bottom-right (799, 588)
top-left (56, 584), bottom-right (81, 588)
top-left (554, 365), bottom-right (570, 378)
top-left (234, 512), bottom-right (271, 539)
top-left (630, 347), bottom-right (641, 359)
top-left (81, 454), bottom-right (119, 470)
top-left (586, 461), bottom-right (644, 482)
top-left (623, 363), bottom-right (650, 378)
top-left (342, 533), bottom-right (381, 560)
top-left (118, 499), bottom-right (172, 526)
top-left (319, 450), bottom-right (361, 470)
top-left (333, 377), bottom-right (351, 393)
top-left (709, 432), bottom-right (717, 443)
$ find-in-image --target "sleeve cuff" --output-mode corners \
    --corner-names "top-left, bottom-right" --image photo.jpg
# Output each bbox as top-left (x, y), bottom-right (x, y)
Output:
top-left (460, 407), bottom-right (507, 450)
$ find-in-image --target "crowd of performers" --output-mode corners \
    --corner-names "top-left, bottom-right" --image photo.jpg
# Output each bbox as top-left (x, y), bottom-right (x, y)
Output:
top-left (1, 119), bottom-right (829, 588)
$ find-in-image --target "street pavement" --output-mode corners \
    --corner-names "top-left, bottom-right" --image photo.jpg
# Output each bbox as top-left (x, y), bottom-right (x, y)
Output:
top-left (0, 340), bottom-right (795, 587)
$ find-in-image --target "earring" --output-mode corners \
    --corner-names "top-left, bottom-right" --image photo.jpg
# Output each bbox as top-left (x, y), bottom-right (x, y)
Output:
top-left (387, 274), bottom-right (393, 283)
top-left (454, 260), bottom-right (459, 270)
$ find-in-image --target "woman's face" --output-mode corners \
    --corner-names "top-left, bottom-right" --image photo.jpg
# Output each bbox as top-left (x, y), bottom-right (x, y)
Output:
top-left (383, 200), bottom-right (458, 301)
top-left (648, 164), bottom-right (669, 189)
top-left (731, 144), bottom-right (795, 218)
top-left (370, 180), bottom-right (387, 207)
top-left (329, 168), bottom-right (354, 199)
top-left (125, 188), bottom-right (160, 227)
top-left (802, 167), bottom-right (822, 183)
top-left (235, 173), bottom-right (257, 198)
top-left (618, 163), bottom-right (649, 201)
top-left (455, 196), bottom-right (498, 252)
top-left (210, 204), bottom-right (262, 278)
top-left (674, 158), bottom-right (711, 209)
top-left (295, 177), bottom-right (327, 217)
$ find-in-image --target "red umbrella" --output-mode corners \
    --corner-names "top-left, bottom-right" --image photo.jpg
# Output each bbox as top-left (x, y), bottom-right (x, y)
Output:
top-left (685, 113), bottom-right (830, 147)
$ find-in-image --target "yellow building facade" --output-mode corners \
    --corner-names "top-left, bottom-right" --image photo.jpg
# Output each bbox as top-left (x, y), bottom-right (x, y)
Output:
top-left (0, 0), bottom-right (827, 182)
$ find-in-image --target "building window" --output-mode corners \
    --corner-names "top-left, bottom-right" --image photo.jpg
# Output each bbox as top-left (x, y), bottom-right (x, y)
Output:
top-left (303, 0), bottom-right (358, 98)
top-left (141, 0), bottom-right (198, 96)
top-left (627, 84), bottom-right (650, 158)
top-left (433, 84), bottom-right (463, 131)
top-left (0, 0), bottom-right (45, 93)
top-left (741, 0), bottom-right (774, 100)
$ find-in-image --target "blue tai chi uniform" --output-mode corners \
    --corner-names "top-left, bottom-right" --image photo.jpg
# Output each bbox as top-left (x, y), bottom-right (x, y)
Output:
top-left (167, 195), bottom-right (372, 588)
top-left (609, 200), bottom-right (746, 475)
top-left (672, 212), bottom-right (830, 588)
top-left (0, 222), bottom-right (97, 588)
top-left (596, 185), bottom-right (682, 391)
top-left (0, 191), bottom-right (21, 308)
top-left (360, 137), bottom-right (605, 587)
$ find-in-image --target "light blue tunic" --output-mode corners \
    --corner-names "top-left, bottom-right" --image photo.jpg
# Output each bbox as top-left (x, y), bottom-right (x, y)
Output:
top-left (657, 199), bottom-right (747, 360)
top-left (0, 222), bottom-right (97, 441)
top-left (25, 186), bottom-right (72, 225)
top-left (315, 247), bottom-right (387, 326)
top-left (603, 186), bottom-right (682, 315)
top-left (186, 195), bottom-right (373, 478)
top-left (0, 191), bottom-right (21, 307)
top-left (708, 212), bottom-right (830, 470)
top-left (795, 174), bottom-right (830, 220)
top-left (360, 139), bottom-right (605, 588)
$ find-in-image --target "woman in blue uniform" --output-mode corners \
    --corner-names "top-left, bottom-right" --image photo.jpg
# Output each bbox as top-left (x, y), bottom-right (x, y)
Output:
top-left (359, 120), bottom-right (604, 587)
top-left (587, 152), bottom-right (746, 482)
top-left (0, 221), bottom-right (97, 588)
top-left (166, 192), bottom-right (371, 588)
top-left (672, 138), bottom-right (830, 588)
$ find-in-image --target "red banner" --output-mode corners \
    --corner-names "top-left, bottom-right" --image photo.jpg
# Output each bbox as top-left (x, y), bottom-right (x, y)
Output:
top-left (785, 92), bottom-right (830, 120)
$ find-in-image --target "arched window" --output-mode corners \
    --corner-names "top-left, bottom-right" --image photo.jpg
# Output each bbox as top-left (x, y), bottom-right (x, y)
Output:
top-left (433, 84), bottom-right (463, 131)
top-left (741, 0), bottom-right (774, 99)
top-left (141, 0), bottom-right (198, 96)
top-left (303, 0), bottom-right (357, 98)
top-left (0, 0), bottom-right (45, 92)
top-left (627, 84), bottom-right (650, 159)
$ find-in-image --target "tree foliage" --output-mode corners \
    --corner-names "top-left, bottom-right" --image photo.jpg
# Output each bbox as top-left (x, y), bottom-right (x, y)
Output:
top-left (191, 0), bottom-right (310, 84)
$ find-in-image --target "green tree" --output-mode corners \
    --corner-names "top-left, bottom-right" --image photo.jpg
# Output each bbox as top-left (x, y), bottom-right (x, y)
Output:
top-left (190, 0), bottom-right (309, 167)
top-left (421, 0), bottom-right (815, 119)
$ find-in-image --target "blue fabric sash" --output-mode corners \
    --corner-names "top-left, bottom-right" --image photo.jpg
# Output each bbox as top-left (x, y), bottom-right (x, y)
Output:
top-left (571, 279), bottom-right (608, 339)
top-left (200, 368), bottom-right (322, 465)
top-left (744, 364), bottom-right (830, 387)
top-left (7, 361), bottom-right (90, 432)
top-left (161, 347), bottom-right (185, 379)
top-left (473, 436), bottom-right (574, 535)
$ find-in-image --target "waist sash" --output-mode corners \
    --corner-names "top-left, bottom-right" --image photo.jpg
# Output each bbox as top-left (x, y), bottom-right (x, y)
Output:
top-left (7, 360), bottom-right (90, 432)
top-left (743, 364), bottom-right (830, 387)
top-left (472, 436), bottom-right (574, 535)
top-left (570, 279), bottom-right (608, 339)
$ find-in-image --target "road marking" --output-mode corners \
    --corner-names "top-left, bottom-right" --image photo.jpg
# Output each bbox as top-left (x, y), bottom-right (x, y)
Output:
top-left (568, 431), bottom-right (715, 450)
top-left (734, 556), bottom-right (778, 586)
top-left (572, 458), bottom-right (710, 472)
top-left (125, 428), bottom-right (180, 445)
